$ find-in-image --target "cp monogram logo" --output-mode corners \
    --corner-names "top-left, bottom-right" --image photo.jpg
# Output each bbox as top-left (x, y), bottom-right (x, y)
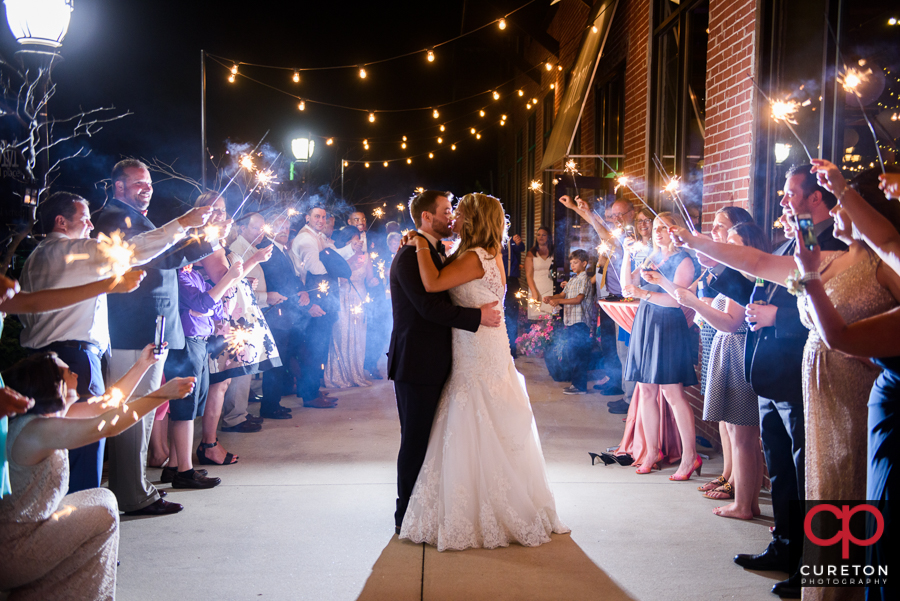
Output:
top-left (804, 504), bottom-right (884, 559)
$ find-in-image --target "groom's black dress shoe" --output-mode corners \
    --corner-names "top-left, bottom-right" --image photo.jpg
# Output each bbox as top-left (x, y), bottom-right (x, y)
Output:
top-left (734, 546), bottom-right (791, 572)
top-left (395, 526), bottom-right (401, 535)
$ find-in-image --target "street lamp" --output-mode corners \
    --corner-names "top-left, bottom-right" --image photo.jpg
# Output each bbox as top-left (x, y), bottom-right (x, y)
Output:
top-left (4, 0), bottom-right (73, 49)
top-left (291, 137), bottom-right (315, 162)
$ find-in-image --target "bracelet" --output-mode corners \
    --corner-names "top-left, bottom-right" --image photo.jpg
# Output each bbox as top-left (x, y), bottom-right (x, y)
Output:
top-left (836, 186), bottom-right (847, 204)
top-left (800, 271), bottom-right (821, 283)
top-left (415, 247), bottom-right (430, 253)
top-left (644, 290), bottom-right (652, 302)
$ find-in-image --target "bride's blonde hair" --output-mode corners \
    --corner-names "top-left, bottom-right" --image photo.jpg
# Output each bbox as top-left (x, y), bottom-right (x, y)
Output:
top-left (449, 193), bottom-right (509, 262)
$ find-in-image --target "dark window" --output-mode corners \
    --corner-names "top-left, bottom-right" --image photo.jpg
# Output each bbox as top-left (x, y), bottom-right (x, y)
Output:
top-left (516, 128), bottom-right (523, 239)
top-left (527, 114), bottom-right (537, 245)
top-left (543, 93), bottom-right (555, 139)
top-left (650, 0), bottom-right (709, 217)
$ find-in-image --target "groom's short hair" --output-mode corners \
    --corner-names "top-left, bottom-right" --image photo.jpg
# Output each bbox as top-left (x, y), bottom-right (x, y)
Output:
top-left (409, 190), bottom-right (451, 228)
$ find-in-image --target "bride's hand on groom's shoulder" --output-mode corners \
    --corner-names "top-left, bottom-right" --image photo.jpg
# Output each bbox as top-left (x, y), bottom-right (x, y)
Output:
top-left (401, 231), bottom-right (420, 247)
top-left (479, 300), bottom-right (502, 328)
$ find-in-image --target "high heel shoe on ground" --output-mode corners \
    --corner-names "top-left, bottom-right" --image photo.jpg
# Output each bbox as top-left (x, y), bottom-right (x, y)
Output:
top-left (635, 450), bottom-right (664, 474)
top-left (589, 452), bottom-right (616, 466)
top-left (196, 438), bottom-right (239, 466)
top-left (669, 454), bottom-right (702, 481)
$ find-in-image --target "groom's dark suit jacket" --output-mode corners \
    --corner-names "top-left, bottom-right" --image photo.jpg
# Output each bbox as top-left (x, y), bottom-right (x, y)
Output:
top-left (387, 241), bottom-right (481, 385)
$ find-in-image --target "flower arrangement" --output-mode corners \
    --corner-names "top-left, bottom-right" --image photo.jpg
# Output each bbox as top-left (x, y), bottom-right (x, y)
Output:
top-left (515, 314), bottom-right (557, 357)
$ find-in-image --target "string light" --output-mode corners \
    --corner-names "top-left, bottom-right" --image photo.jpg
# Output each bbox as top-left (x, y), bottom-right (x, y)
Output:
top-left (292, 70), bottom-right (300, 83)
top-left (368, 112), bottom-right (376, 122)
top-left (298, 100), bottom-right (305, 111)
top-left (401, 142), bottom-right (407, 149)
top-left (476, 133), bottom-right (481, 139)
top-left (501, 114), bottom-right (507, 120)
top-left (480, 109), bottom-right (486, 117)
top-left (402, 135), bottom-right (407, 141)
top-left (451, 144), bottom-right (456, 151)
top-left (432, 108), bottom-right (440, 119)
top-left (526, 103), bottom-right (532, 109)
top-left (437, 137), bottom-right (443, 144)
top-left (550, 83), bottom-right (555, 89)
top-left (343, 161), bottom-right (349, 167)
top-left (326, 138), bottom-right (333, 145)
top-left (470, 127), bottom-right (476, 134)
top-left (493, 91), bottom-right (500, 100)
top-left (231, 64), bottom-right (238, 75)
top-left (406, 158), bottom-right (412, 164)
top-left (592, 25), bottom-right (598, 33)
top-left (359, 66), bottom-right (367, 79)
top-left (365, 162), bottom-right (370, 168)
top-left (558, 65), bottom-right (563, 71)
top-left (228, 73), bottom-right (236, 83)
top-left (499, 18), bottom-right (507, 30)
top-left (531, 98), bottom-right (538, 104)
top-left (517, 89), bottom-right (524, 96)
top-left (428, 152), bottom-right (434, 159)
top-left (426, 49), bottom-right (435, 62)
top-left (545, 62), bottom-right (553, 71)
top-left (384, 161), bottom-right (389, 167)
top-left (500, 120), bottom-right (506, 126)
top-left (439, 124), bottom-right (445, 132)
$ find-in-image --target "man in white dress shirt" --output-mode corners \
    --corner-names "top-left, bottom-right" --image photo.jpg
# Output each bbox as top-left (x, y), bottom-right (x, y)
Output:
top-left (290, 205), bottom-right (337, 408)
top-left (19, 191), bottom-right (210, 493)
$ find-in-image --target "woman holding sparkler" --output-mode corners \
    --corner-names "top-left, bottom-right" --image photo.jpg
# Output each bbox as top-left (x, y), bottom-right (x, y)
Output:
top-left (0, 348), bottom-right (194, 600)
top-left (325, 226), bottom-right (375, 388)
top-left (645, 221), bottom-right (769, 519)
top-left (621, 212), bottom-right (701, 480)
top-left (193, 192), bottom-right (278, 461)
top-left (524, 227), bottom-right (556, 319)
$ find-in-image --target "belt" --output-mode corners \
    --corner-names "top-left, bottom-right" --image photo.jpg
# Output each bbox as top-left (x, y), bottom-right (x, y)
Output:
top-left (42, 340), bottom-right (104, 356)
top-left (186, 335), bottom-right (210, 342)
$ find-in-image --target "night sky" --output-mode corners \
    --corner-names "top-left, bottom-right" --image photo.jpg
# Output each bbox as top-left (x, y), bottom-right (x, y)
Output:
top-left (0, 0), bottom-right (554, 222)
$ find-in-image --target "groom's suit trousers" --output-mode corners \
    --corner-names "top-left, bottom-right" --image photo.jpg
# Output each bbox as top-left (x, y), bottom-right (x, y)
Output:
top-left (393, 381), bottom-right (443, 529)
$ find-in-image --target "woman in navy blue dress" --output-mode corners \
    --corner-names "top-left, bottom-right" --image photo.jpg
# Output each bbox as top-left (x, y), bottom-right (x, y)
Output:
top-left (621, 212), bottom-right (700, 481)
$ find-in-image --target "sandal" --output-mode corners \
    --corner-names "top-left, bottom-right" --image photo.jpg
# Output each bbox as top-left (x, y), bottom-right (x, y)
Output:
top-left (197, 438), bottom-right (239, 466)
top-left (697, 475), bottom-right (728, 492)
top-left (703, 482), bottom-right (734, 500)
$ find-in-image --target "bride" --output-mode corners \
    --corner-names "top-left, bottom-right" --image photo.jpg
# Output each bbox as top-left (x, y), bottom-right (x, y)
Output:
top-left (399, 192), bottom-right (569, 551)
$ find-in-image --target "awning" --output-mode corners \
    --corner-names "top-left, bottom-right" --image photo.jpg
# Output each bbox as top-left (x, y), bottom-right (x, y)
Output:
top-left (540, 0), bottom-right (619, 171)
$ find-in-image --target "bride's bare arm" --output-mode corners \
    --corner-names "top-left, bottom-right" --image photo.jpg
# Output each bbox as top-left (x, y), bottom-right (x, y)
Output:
top-left (411, 236), bottom-right (484, 292)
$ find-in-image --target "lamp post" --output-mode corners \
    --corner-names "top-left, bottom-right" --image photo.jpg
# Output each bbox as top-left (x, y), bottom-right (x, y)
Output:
top-left (4, 0), bottom-right (73, 196)
top-left (291, 136), bottom-right (314, 194)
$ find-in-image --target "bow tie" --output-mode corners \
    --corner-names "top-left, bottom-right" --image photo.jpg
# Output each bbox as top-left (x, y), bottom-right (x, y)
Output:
top-left (435, 242), bottom-right (446, 257)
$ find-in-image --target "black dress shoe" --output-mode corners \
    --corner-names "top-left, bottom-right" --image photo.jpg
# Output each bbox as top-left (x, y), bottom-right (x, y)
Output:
top-left (734, 546), bottom-right (791, 572)
top-left (771, 572), bottom-right (801, 598)
top-left (594, 384), bottom-right (625, 395)
top-left (245, 414), bottom-right (264, 425)
top-left (395, 525), bottom-right (401, 535)
top-left (159, 490), bottom-right (167, 498)
top-left (260, 407), bottom-right (292, 420)
top-left (124, 498), bottom-right (183, 516)
top-left (221, 419), bottom-right (262, 433)
top-left (161, 467), bottom-right (208, 483)
top-left (172, 469), bottom-right (222, 489)
top-left (607, 399), bottom-right (629, 414)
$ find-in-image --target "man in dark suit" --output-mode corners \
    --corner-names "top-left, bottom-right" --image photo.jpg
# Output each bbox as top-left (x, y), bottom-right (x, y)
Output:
top-left (92, 159), bottom-right (217, 516)
top-left (703, 165), bottom-right (846, 599)
top-left (388, 190), bottom-right (502, 534)
top-left (258, 216), bottom-right (311, 419)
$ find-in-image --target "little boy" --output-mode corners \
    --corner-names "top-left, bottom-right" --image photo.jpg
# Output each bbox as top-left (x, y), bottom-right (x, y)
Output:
top-left (544, 249), bottom-right (594, 395)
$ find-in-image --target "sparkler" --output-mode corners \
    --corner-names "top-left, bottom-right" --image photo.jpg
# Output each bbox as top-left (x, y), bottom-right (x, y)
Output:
top-left (564, 158), bottom-right (581, 199)
top-left (748, 78), bottom-right (813, 162)
top-left (397, 203), bottom-right (405, 211)
top-left (317, 280), bottom-right (330, 295)
top-left (370, 252), bottom-right (379, 260)
top-left (651, 155), bottom-right (697, 235)
top-left (773, 219), bottom-right (784, 229)
top-left (218, 130), bottom-right (269, 198)
top-left (95, 231), bottom-right (136, 282)
top-left (598, 157), bottom-right (659, 219)
top-left (372, 207), bottom-right (385, 219)
top-left (529, 180), bottom-right (543, 194)
top-left (351, 304), bottom-right (363, 315)
top-left (226, 326), bottom-right (252, 354)
top-left (377, 260), bottom-right (386, 280)
top-left (838, 65), bottom-right (885, 173)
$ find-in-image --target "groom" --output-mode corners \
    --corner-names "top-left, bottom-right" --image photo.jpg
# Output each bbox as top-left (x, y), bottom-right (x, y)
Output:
top-left (387, 190), bottom-right (502, 534)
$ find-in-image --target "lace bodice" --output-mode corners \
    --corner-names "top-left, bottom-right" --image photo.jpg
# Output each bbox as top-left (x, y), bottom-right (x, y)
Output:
top-left (0, 415), bottom-right (67, 523)
top-left (448, 247), bottom-right (505, 308)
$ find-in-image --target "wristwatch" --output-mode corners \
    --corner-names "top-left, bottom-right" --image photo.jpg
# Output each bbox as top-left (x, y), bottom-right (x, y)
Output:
top-left (643, 290), bottom-right (652, 302)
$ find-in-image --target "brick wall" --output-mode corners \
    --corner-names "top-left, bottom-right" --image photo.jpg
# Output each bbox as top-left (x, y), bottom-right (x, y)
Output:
top-left (702, 0), bottom-right (757, 231)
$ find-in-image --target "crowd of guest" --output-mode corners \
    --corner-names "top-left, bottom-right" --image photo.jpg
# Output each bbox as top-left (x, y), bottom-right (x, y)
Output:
top-left (542, 163), bottom-right (899, 600)
top-left (0, 158), bottom-right (401, 598)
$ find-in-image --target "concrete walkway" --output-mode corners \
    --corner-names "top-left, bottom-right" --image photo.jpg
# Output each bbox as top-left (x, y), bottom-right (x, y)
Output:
top-left (117, 358), bottom-right (783, 601)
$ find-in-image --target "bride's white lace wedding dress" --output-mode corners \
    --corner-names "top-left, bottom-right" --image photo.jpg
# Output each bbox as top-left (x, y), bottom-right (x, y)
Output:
top-left (400, 247), bottom-right (569, 551)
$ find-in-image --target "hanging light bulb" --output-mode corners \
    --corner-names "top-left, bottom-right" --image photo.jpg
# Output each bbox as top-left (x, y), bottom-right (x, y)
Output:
top-left (451, 144), bottom-right (457, 151)
top-left (545, 62), bottom-right (553, 71)
top-left (550, 83), bottom-right (555, 89)
top-left (517, 89), bottom-right (524, 97)
top-left (479, 109), bottom-right (486, 117)
top-left (592, 25), bottom-right (598, 33)
top-left (406, 158), bottom-right (412, 164)
top-left (499, 18), bottom-right (507, 30)
top-left (470, 128), bottom-right (476, 135)
top-left (402, 135), bottom-right (407, 141)
top-left (326, 138), bottom-right (334, 145)
top-left (432, 108), bottom-right (440, 119)
top-left (359, 66), bottom-right (367, 79)
top-left (292, 70), bottom-right (300, 83)
top-left (532, 98), bottom-right (539, 104)
top-left (437, 137), bottom-right (443, 144)
top-left (429, 152), bottom-right (434, 159)
top-left (493, 90), bottom-right (500, 100)
top-left (401, 142), bottom-right (407, 149)
top-left (439, 124), bottom-right (445, 132)
top-left (343, 161), bottom-right (349, 167)
top-left (383, 161), bottom-right (388, 167)
top-left (368, 112), bottom-right (376, 122)
top-left (476, 133), bottom-right (481, 140)
top-left (298, 100), bottom-right (305, 111)
top-left (501, 114), bottom-right (508, 120)
top-left (228, 73), bottom-right (236, 83)
top-left (365, 162), bottom-right (370, 168)
top-left (558, 65), bottom-right (563, 71)
top-left (526, 103), bottom-right (532, 109)
top-left (426, 49), bottom-right (435, 62)
top-left (500, 120), bottom-right (506, 126)
top-left (231, 64), bottom-right (238, 75)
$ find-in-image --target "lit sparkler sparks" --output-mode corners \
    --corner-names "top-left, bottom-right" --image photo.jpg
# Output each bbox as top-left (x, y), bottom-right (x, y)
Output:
top-left (203, 224), bottom-right (221, 242)
top-left (401, 229), bottom-right (410, 236)
top-left (370, 252), bottom-right (379, 260)
top-left (663, 176), bottom-right (681, 196)
top-left (226, 326), bottom-right (252, 354)
top-left (111, 415), bottom-right (120, 426)
top-left (351, 304), bottom-right (363, 315)
top-left (614, 175), bottom-right (631, 194)
top-left (317, 280), bottom-right (330, 295)
top-left (372, 208), bottom-right (385, 219)
top-left (564, 160), bottom-right (580, 175)
top-left (773, 219), bottom-right (784, 229)
top-left (97, 420), bottom-right (106, 432)
top-left (287, 208), bottom-right (299, 217)
top-left (397, 203), bottom-right (405, 211)
top-left (240, 154), bottom-right (255, 172)
top-left (529, 180), bottom-right (543, 193)
top-left (837, 64), bottom-right (885, 173)
top-left (262, 224), bottom-right (274, 236)
top-left (377, 260), bottom-right (386, 280)
top-left (95, 231), bottom-right (136, 281)
top-left (770, 99), bottom-right (800, 124)
top-left (256, 168), bottom-right (276, 188)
